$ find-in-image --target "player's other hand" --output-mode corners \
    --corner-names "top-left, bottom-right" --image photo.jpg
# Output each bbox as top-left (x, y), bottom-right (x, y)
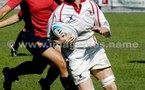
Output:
top-left (92, 26), bottom-right (111, 38)
top-left (53, 32), bottom-right (75, 44)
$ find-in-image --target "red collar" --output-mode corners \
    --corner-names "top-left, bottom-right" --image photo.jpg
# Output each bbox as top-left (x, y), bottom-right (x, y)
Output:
top-left (63, 0), bottom-right (86, 14)
top-left (81, 0), bottom-right (86, 2)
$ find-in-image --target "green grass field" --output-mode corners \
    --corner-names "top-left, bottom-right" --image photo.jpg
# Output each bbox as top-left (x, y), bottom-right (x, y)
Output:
top-left (0, 11), bottom-right (145, 90)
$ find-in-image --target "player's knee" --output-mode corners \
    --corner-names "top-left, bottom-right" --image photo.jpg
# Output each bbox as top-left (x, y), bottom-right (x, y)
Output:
top-left (100, 75), bottom-right (117, 90)
top-left (58, 61), bottom-right (67, 71)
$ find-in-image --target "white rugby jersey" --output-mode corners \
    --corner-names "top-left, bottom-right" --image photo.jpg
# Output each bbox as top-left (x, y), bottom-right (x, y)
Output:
top-left (47, 0), bottom-right (110, 48)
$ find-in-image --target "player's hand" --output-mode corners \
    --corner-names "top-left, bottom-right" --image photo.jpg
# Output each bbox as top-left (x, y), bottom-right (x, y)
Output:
top-left (53, 32), bottom-right (75, 44)
top-left (92, 26), bottom-right (111, 38)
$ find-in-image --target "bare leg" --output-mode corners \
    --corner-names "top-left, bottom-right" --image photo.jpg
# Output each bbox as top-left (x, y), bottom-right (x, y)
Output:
top-left (42, 47), bottom-right (69, 77)
top-left (91, 67), bottom-right (117, 90)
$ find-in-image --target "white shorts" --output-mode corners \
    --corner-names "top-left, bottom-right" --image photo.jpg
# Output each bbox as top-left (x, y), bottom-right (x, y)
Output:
top-left (62, 45), bottom-right (111, 85)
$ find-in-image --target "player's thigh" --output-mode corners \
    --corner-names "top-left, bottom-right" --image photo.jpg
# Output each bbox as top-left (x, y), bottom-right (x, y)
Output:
top-left (91, 67), bottom-right (114, 80)
top-left (42, 47), bottom-right (66, 68)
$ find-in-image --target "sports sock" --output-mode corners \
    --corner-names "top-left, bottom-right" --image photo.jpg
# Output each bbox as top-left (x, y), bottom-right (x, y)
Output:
top-left (11, 61), bottom-right (47, 76)
top-left (44, 66), bottom-right (59, 85)
top-left (60, 75), bottom-right (78, 90)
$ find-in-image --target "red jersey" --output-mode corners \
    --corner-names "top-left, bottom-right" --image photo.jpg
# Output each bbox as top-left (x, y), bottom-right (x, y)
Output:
top-left (6, 0), bottom-right (58, 38)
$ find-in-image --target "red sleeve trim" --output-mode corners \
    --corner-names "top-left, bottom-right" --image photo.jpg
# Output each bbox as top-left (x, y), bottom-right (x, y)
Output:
top-left (90, 1), bottom-right (101, 27)
top-left (95, 4), bottom-right (101, 27)
top-left (59, 4), bottom-right (65, 22)
top-left (89, 1), bottom-right (94, 14)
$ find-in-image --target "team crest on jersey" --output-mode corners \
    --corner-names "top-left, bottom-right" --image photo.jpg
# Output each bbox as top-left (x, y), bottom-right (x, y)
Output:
top-left (64, 15), bottom-right (76, 23)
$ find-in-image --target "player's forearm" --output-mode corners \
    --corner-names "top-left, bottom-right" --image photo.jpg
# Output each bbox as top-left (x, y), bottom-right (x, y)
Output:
top-left (0, 5), bottom-right (12, 19)
top-left (92, 26), bottom-right (111, 38)
top-left (0, 14), bottom-right (21, 28)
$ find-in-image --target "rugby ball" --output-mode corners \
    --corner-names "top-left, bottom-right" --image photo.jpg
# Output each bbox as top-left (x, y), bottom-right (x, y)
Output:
top-left (52, 22), bottom-right (78, 42)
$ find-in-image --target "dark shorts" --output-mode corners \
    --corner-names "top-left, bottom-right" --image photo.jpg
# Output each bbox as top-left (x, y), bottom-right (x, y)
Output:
top-left (20, 31), bottom-right (50, 56)
top-left (16, 30), bottom-right (53, 72)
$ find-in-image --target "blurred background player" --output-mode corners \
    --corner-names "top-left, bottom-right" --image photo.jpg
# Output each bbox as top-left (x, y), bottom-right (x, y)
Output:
top-left (10, 31), bottom-right (24, 56)
top-left (0, 5), bottom-right (59, 90)
top-left (0, 13), bottom-right (26, 56)
top-left (9, 0), bottom-right (65, 57)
